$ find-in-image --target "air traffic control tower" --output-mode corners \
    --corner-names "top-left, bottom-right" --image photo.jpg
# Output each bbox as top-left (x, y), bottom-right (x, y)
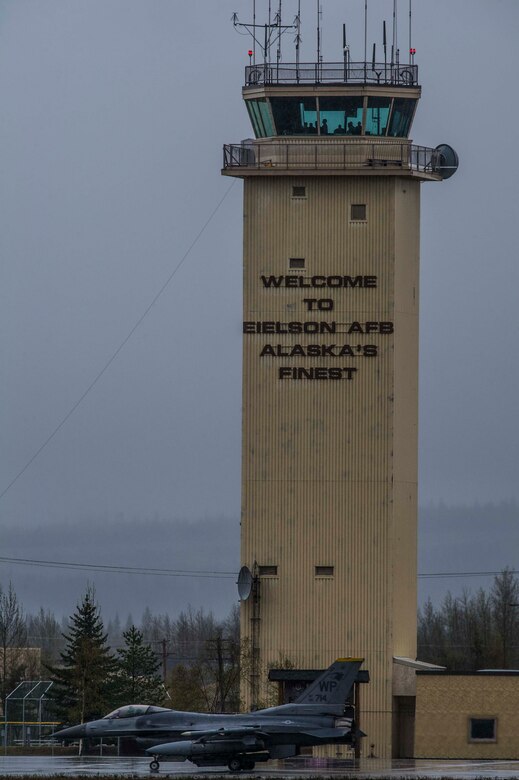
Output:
top-left (223, 14), bottom-right (457, 758)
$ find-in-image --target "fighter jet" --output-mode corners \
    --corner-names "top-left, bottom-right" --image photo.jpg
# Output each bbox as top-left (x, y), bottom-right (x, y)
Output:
top-left (53, 658), bottom-right (364, 772)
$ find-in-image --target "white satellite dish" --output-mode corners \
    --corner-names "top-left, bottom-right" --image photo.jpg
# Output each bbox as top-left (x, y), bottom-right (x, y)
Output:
top-left (237, 566), bottom-right (253, 601)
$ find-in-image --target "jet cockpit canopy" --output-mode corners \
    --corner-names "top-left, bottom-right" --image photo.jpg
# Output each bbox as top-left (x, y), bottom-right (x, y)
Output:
top-left (103, 705), bottom-right (171, 719)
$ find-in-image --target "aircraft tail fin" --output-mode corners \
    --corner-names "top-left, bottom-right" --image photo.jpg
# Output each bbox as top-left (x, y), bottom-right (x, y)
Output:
top-left (294, 658), bottom-right (363, 707)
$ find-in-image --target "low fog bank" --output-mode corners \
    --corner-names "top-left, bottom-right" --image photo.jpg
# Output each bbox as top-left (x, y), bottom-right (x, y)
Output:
top-left (419, 500), bottom-right (519, 605)
top-left (2, 515), bottom-right (239, 621)
top-left (3, 501), bottom-right (518, 620)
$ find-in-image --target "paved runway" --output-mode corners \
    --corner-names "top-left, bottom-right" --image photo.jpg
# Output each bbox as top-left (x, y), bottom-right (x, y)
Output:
top-left (3, 756), bottom-right (519, 778)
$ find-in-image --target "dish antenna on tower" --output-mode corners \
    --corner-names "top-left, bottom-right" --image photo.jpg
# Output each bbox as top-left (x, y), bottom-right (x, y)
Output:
top-left (237, 565), bottom-right (254, 601)
top-left (433, 144), bottom-right (459, 179)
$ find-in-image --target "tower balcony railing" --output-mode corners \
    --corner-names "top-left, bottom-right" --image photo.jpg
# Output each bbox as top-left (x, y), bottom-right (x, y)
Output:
top-left (245, 61), bottom-right (418, 87)
top-left (223, 141), bottom-right (440, 176)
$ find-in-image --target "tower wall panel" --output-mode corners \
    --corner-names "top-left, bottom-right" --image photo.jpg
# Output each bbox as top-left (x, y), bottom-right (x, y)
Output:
top-left (241, 175), bottom-right (420, 757)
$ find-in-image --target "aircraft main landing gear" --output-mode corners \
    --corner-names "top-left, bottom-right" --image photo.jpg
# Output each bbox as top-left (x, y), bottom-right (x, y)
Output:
top-left (149, 756), bottom-right (160, 772)
top-left (227, 756), bottom-right (256, 772)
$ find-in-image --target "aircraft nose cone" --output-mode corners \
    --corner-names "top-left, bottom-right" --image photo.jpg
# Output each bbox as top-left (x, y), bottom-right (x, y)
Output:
top-left (52, 724), bottom-right (87, 739)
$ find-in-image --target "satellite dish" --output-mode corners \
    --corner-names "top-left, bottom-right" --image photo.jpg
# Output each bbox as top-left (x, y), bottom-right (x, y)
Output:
top-left (434, 144), bottom-right (459, 179)
top-left (237, 566), bottom-right (253, 601)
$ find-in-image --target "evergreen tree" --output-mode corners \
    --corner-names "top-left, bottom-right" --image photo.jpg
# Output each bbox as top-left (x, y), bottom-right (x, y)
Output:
top-left (49, 588), bottom-right (115, 725)
top-left (113, 625), bottom-right (165, 705)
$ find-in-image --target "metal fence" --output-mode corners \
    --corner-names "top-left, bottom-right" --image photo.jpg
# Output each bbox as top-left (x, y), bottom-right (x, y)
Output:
top-left (2, 681), bottom-right (58, 747)
top-left (223, 142), bottom-right (439, 175)
top-left (245, 61), bottom-right (418, 87)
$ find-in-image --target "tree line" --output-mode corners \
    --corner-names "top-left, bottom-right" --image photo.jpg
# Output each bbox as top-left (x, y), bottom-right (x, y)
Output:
top-left (2, 569), bottom-right (519, 727)
top-left (418, 569), bottom-right (519, 669)
top-left (0, 583), bottom-right (240, 726)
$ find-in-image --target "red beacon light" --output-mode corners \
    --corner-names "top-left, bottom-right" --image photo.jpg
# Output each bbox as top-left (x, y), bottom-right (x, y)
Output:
top-left (248, 50), bottom-right (253, 57)
top-left (409, 48), bottom-right (416, 55)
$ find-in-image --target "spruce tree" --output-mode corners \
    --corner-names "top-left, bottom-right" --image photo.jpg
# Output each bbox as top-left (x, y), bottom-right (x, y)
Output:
top-left (114, 625), bottom-right (165, 705)
top-left (49, 588), bottom-right (115, 725)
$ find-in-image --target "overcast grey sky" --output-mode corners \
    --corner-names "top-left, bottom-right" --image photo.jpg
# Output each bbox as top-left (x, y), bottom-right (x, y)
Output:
top-left (1, 1), bottom-right (518, 618)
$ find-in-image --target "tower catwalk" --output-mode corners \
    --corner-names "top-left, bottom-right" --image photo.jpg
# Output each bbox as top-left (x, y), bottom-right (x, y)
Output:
top-left (223, 53), bottom-right (457, 757)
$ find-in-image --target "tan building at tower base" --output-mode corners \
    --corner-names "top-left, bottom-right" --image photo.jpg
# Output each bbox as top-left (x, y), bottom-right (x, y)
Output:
top-left (415, 671), bottom-right (519, 759)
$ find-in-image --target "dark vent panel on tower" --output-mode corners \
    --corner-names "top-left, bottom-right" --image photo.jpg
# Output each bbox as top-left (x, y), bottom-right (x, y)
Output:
top-left (289, 258), bottom-right (305, 269)
top-left (351, 204), bottom-right (367, 221)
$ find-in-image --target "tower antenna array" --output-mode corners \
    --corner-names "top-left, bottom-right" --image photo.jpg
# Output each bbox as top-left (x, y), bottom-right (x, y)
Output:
top-left (233, 1), bottom-right (297, 71)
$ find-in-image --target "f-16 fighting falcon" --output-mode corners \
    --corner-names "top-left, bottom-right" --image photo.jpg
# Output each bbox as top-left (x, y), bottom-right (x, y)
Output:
top-left (53, 658), bottom-right (364, 772)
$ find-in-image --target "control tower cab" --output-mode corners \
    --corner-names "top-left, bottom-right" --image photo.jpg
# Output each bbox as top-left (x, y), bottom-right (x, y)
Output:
top-left (224, 60), bottom-right (457, 179)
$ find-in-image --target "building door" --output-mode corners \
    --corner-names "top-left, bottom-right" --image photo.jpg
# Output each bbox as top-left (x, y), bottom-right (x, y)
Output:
top-left (393, 696), bottom-right (415, 758)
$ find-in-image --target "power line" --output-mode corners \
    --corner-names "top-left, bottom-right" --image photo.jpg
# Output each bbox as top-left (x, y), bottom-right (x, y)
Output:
top-left (0, 179), bottom-right (237, 502)
top-left (0, 555), bottom-right (515, 582)
top-left (0, 556), bottom-right (235, 579)
top-left (419, 569), bottom-right (518, 580)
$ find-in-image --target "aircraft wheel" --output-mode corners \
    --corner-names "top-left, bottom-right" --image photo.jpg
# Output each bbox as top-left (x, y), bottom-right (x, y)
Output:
top-left (149, 758), bottom-right (160, 772)
top-left (228, 756), bottom-right (243, 772)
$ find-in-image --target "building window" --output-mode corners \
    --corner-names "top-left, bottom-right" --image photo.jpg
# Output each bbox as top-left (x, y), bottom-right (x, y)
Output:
top-left (365, 96), bottom-right (392, 136)
top-left (292, 185), bottom-right (306, 198)
top-left (245, 98), bottom-right (275, 138)
top-left (259, 565), bottom-right (278, 576)
top-left (315, 566), bottom-right (334, 576)
top-left (270, 96), bottom-right (317, 135)
top-left (469, 718), bottom-right (497, 742)
top-left (319, 96), bottom-right (364, 136)
top-left (289, 257), bottom-right (305, 270)
top-left (350, 204), bottom-right (367, 221)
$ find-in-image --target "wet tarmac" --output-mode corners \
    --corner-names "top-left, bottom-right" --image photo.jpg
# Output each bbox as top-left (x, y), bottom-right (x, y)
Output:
top-left (2, 756), bottom-right (519, 778)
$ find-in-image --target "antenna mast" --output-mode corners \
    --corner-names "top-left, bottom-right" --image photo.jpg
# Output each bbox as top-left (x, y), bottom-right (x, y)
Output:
top-left (364, 0), bottom-right (368, 81)
top-left (295, 0), bottom-right (301, 75)
top-left (393, 0), bottom-right (399, 64)
top-left (316, 1), bottom-right (321, 67)
top-left (342, 22), bottom-right (350, 82)
top-left (383, 20), bottom-right (387, 82)
top-left (408, 0), bottom-right (412, 64)
top-left (276, 0), bottom-right (282, 68)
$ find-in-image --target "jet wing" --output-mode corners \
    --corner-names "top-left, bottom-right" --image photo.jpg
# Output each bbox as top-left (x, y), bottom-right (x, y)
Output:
top-left (296, 728), bottom-right (352, 739)
top-left (182, 726), bottom-right (268, 742)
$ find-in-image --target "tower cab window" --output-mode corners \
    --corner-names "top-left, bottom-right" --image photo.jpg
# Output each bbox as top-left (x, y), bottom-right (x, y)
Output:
top-left (365, 97), bottom-right (392, 136)
top-left (319, 97), bottom-right (364, 135)
top-left (245, 96), bottom-right (417, 139)
top-left (246, 99), bottom-right (275, 137)
top-left (387, 98), bottom-right (416, 137)
top-left (270, 97), bottom-right (318, 135)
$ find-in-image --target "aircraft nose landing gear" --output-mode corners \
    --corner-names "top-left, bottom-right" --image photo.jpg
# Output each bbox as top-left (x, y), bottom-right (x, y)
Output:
top-left (149, 756), bottom-right (160, 772)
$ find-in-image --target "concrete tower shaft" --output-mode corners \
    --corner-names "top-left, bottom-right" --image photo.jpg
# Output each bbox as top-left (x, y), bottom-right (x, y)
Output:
top-left (223, 55), bottom-right (455, 759)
